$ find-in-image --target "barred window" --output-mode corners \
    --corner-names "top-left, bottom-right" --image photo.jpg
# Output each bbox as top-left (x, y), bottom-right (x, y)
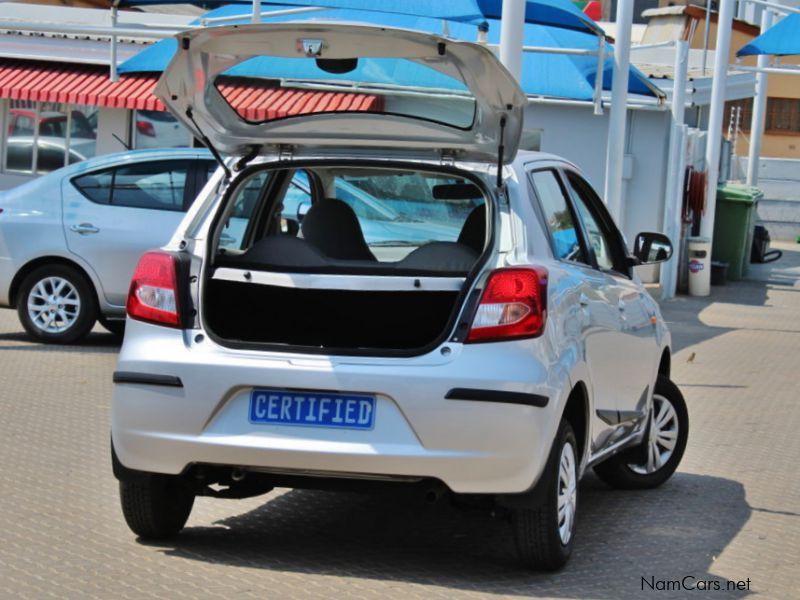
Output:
top-left (725, 98), bottom-right (800, 134)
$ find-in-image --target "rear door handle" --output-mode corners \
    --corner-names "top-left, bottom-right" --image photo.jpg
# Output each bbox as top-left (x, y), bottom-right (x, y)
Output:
top-left (70, 223), bottom-right (100, 235)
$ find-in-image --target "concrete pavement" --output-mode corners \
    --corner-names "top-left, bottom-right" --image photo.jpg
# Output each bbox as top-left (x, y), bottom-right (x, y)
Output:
top-left (1, 243), bottom-right (799, 599)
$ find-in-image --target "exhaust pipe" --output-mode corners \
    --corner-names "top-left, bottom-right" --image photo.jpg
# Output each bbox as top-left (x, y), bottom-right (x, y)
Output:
top-left (231, 468), bottom-right (246, 482)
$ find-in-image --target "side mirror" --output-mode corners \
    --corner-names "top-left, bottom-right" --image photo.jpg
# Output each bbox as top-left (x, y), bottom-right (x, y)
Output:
top-left (632, 232), bottom-right (673, 265)
top-left (296, 201), bottom-right (311, 223)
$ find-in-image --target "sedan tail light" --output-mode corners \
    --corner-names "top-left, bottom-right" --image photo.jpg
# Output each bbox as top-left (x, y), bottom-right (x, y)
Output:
top-left (127, 251), bottom-right (182, 328)
top-left (136, 120), bottom-right (156, 137)
top-left (466, 267), bottom-right (548, 343)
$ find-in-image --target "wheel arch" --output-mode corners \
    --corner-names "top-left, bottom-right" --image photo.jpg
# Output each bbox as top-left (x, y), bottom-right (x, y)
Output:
top-left (658, 347), bottom-right (671, 379)
top-left (560, 381), bottom-right (589, 468)
top-left (10, 255), bottom-right (101, 310)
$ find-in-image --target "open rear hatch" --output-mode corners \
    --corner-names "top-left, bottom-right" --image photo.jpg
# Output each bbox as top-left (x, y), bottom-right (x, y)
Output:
top-left (155, 22), bottom-right (525, 163)
top-left (155, 23), bottom-right (526, 355)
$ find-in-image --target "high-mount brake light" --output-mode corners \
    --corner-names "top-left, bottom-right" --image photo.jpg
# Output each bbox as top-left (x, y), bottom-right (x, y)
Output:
top-left (466, 267), bottom-right (548, 343)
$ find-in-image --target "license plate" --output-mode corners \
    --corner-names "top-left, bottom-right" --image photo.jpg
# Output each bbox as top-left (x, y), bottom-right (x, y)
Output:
top-left (249, 389), bottom-right (376, 430)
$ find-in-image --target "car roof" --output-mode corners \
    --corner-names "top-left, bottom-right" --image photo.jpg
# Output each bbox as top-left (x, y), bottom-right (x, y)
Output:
top-left (64, 148), bottom-right (213, 177)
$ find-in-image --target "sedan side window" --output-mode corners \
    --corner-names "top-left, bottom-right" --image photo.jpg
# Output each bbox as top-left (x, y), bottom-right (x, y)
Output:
top-left (564, 172), bottom-right (628, 275)
top-left (529, 170), bottom-right (587, 265)
top-left (72, 161), bottom-right (191, 212)
top-left (111, 161), bottom-right (190, 211)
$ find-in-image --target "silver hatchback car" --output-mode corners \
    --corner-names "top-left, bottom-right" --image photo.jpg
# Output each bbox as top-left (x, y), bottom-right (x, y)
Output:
top-left (111, 23), bottom-right (688, 570)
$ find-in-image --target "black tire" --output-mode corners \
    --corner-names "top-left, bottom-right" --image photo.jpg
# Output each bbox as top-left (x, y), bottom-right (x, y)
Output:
top-left (511, 420), bottom-right (578, 571)
top-left (593, 375), bottom-right (689, 490)
top-left (16, 264), bottom-right (97, 344)
top-left (119, 475), bottom-right (195, 539)
top-left (100, 318), bottom-right (126, 339)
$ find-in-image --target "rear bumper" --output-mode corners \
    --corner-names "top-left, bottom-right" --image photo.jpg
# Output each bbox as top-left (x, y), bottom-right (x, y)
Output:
top-left (111, 320), bottom-right (562, 494)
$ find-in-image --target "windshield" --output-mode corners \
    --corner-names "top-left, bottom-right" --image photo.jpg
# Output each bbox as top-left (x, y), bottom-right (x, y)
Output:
top-left (214, 56), bottom-right (475, 130)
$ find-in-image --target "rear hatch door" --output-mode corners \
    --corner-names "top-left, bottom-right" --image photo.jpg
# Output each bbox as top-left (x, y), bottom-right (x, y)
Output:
top-left (156, 22), bottom-right (525, 163)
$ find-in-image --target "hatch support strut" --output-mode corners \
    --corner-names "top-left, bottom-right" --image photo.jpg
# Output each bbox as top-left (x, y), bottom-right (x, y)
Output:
top-left (496, 116), bottom-right (507, 189)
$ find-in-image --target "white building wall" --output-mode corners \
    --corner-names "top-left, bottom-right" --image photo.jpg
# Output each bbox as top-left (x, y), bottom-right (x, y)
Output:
top-left (96, 108), bottom-right (131, 156)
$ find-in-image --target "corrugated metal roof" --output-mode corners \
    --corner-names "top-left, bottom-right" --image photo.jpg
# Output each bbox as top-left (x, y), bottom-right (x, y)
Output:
top-left (0, 59), bottom-right (381, 117)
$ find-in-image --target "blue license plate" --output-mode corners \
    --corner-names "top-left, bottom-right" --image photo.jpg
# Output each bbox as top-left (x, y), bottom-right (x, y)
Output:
top-left (249, 389), bottom-right (376, 430)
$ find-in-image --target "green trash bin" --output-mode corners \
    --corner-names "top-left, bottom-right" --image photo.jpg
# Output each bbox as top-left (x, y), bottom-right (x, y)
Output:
top-left (712, 183), bottom-right (763, 281)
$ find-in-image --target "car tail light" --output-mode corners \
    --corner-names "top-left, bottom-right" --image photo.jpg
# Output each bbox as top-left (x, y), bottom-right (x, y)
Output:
top-left (136, 120), bottom-right (156, 137)
top-left (127, 251), bottom-right (182, 328)
top-left (466, 267), bottom-right (548, 343)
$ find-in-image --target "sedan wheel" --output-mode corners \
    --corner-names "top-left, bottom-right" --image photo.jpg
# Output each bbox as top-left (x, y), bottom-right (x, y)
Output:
top-left (17, 265), bottom-right (97, 344)
top-left (27, 276), bottom-right (82, 334)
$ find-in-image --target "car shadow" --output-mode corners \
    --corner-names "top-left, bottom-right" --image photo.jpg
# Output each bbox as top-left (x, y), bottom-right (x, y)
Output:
top-left (143, 472), bottom-right (752, 598)
top-left (0, 329), bottom-right (120, 353)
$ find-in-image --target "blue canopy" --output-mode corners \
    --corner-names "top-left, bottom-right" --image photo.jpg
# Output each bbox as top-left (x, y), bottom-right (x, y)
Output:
top-left (119, 0), bottom-right (604, 35)
top-left (119, 5), bottom-right (660, 100)
top-left (738, 13), bottom-right (800, 57)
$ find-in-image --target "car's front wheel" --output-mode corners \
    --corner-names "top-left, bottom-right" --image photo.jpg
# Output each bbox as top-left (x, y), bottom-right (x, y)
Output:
top-left (119, 475), bottom-right (195, 539)
top-left (511, 420), bottom-right (578, 571)
top-left (593, 375), bottom-right (688, 490)
top-left (17, 264), bottom-right (97, 344)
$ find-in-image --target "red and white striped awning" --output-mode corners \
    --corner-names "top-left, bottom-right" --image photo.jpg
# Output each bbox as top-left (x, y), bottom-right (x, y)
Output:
top-left (0, 59), bottom-right (382, 119)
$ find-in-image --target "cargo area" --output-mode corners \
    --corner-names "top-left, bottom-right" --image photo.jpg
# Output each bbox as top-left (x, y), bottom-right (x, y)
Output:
top-left (201, 164), bottom-right (490, 353)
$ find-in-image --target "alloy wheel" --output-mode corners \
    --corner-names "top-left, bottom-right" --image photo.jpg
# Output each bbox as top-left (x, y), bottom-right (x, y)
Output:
top-left (557, 441), bottom-right (577, 545)
top-left (26, 276), bottom-right (81, 334)
top-left (629, 394), bottom-right (679, 475)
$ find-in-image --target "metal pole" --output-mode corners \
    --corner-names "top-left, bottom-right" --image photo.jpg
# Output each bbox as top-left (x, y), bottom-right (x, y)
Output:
top-left (701, 1), bottom-right (711, 76)
top-left (746, 9), bottom-right (774, 186)
top-left (700, 0), bottom-right (735, 241)
top-left (603, 0), bottom-right (633, 224)
top-left (499, 0), bottom-right (526, 82)
top-left (252, 0), bottom-right (262, 23)
top-left (593, 35), bottom-right (605, 116)
top-left (661, 40), bottom-right (689, 300)
top-left (110, 3), bottom-right (118, 82)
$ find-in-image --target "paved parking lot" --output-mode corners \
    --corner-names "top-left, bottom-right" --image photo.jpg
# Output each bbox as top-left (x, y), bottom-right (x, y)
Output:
top-left (1, 243), bottom-right (799, 599)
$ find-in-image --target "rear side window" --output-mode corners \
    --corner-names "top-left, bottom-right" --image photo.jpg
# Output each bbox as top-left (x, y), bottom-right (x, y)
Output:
top-left (73, 160), bottom-right (192, 211)
top-left (529, 170), bottom-right (586, 264)
top-left (218, 171), bottom-right (272, 252)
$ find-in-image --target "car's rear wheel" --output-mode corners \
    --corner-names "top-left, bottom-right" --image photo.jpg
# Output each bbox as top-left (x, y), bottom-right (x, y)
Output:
top-left (593, 375), bottom-right (688, 490)
top-left (511, 420), bottom-right (578, 571)
top-left (17, 264), bottom-right (97, 344)
top-left (119, 475), bottom-right (195, 539)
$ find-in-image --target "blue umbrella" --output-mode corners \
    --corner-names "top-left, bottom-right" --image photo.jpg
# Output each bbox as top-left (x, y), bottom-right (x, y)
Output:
top-left (118, 0), bottom-right (603, 35)
top-left (738, 13), bottom-right (800, 57)
top-left (118, 4), bottom-right (661, 100)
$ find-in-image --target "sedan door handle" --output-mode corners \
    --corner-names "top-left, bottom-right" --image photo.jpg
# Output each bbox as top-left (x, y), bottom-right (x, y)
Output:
top-left (70, 223), bottom-right (100, 235)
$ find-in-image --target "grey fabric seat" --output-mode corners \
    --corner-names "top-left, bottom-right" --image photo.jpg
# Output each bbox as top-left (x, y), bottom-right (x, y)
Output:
top-left (300, 198), bottom-right (377, 261)
top-left (457, 205), bottom-right (486, 254)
